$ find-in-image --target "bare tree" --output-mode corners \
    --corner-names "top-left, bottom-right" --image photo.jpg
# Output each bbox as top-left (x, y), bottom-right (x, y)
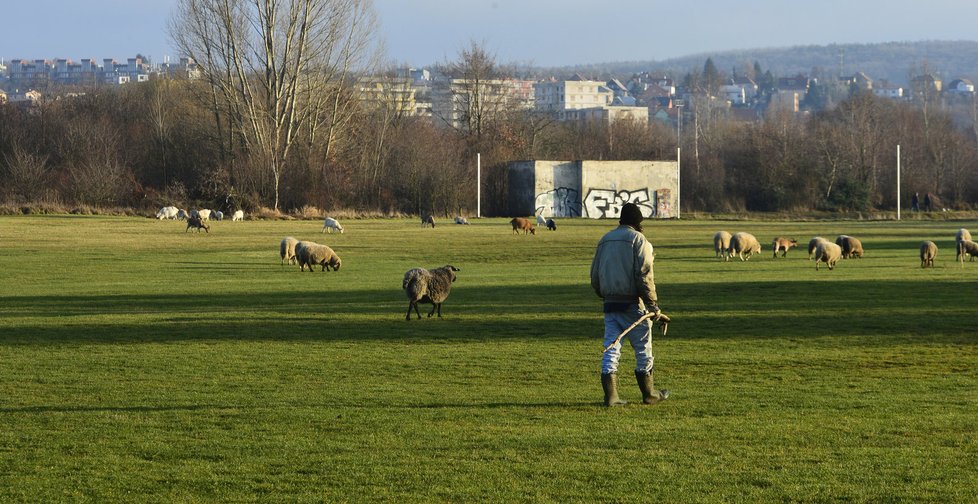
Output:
top-left (2, 146), bottom-right (51, 203)
top-left (170, 0), bottom-right (380, 210)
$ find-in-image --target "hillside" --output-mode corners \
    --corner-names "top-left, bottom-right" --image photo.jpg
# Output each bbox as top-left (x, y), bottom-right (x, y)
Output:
top-left (546, 40), bottom-right (978, 85)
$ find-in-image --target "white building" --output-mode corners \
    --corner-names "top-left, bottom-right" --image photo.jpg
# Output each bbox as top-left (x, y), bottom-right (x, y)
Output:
top-left (534, 75), bottom-right (614, 112)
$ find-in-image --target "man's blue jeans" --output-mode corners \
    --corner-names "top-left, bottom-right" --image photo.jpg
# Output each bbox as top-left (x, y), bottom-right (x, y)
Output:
top-left (601, 303), bottom-right (654, 375)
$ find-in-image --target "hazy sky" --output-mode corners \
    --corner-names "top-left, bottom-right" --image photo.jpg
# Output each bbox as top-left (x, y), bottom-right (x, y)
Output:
top-left (4, 0), bottom-right (978, 66)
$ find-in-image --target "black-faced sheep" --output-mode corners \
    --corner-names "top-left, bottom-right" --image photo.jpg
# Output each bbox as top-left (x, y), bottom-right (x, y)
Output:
top-left (835, 235), bottom-right (864, 258)
top-left (510, 217), bottom-right (536, 235)
top-left (546, 218), bottom-right (557, 231)
top-left (403, 265), bottom-right (460, 320)
top-left (177, 209), bottom-right (189, 220)
top-left (772, 237), bottom-right (798, 258)
top-left (955, 228), bottom-right (972, 262)
top-left (808, 237), bottom-right (829, 260)
top-left (919, 241), bottom-right (937, 268)
top-left (185, 216), bottom-right (209, 233)
top-left (713, 231), bottom-right (732, 260)
top-left (814, 241), bottom-right (842, 270)
top-left (280, 237), bottom-right (298, 265)
top-left (728, 232), bottom-right (761, 261)
top-left (454, 216), bottom-right (470, 225)
top-left (322, 217), bottom-right (344, 234)
top-left (421, 214), bottom-right (436, 228)
top-left (958, 240), bottom-right (978, 263)
top-left (295, 241), bottom-right (342, 272)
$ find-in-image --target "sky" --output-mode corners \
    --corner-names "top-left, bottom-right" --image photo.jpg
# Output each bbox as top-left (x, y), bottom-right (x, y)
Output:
top-left (4, 0), bottom-right (978, 67)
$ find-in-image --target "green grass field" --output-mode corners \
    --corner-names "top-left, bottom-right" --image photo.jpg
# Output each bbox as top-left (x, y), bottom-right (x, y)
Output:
top-left (1, 215), bottom-right (977, 502)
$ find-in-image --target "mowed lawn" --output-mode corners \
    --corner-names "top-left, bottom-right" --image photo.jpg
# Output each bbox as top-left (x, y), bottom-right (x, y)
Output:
top-left (1, 214), bottom-right (977, 502)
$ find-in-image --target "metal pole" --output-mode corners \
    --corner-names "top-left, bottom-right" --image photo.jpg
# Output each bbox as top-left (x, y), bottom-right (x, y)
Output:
top-left (477, 153), bottom-right (481, 218)
top-left (676, 147), bottom-right (681, 219)
top-left (896, 144), bottom-right (901, 221)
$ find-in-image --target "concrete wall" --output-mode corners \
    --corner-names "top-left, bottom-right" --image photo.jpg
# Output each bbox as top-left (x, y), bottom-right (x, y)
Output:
top-left (509, 160), bottom-right (678, 219)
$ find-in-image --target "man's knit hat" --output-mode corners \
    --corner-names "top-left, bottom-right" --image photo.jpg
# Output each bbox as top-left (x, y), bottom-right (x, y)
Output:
top-left (619, 202), bottom-right (643, 228)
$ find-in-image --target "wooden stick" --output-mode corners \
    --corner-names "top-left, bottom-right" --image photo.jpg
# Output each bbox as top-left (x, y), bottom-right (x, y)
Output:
top-left (601, 312), bottom-right (671, 354)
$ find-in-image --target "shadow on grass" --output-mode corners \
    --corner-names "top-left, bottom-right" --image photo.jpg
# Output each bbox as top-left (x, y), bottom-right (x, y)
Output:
top-left (1, 280), bottom-right (976, 346)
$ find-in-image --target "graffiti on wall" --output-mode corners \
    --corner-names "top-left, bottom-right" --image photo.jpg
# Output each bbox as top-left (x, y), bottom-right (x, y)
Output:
top-left (535, 187), bottom-right (581, 217)
top-left (583, 188), bottom-right (657, 219)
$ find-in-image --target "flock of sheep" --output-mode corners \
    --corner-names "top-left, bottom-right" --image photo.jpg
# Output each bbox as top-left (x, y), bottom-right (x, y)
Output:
top-left (713, 227), bottom-right (977, 270)
top-left (156, 206), bottom-right (245, 234)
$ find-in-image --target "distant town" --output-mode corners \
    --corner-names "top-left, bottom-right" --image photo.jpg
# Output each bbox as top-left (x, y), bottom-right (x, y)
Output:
top-left (2, 55), bottom-right (974, 129)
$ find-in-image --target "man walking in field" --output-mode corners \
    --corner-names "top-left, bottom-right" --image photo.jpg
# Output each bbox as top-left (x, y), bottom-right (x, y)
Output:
top-left (591, 202), bottom-right (670, 407)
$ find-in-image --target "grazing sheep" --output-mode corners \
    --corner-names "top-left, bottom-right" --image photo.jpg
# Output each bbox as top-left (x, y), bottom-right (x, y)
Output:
top-left (232, 210), bottom-right (245, 221)
top-left (156, 206), bottom-right (179, 220)
top-left (176, 209), bottom-right (189, 220)
top-left (546, 218), bottom-right (557, 231)
top-left (213, 211), bottom-right (224, 221)
top-left (198, 209), bottom-right (212, 221)
top-left (955, 228), bottom-right (972, 262)
top-left (295, 241), bottom-right (342, 272)
top-left (919, 241), bottom-right (937, 268)
top-left (510, 217), bottom-right (536, 235)
top-left (808, 237), bottom-right (829, 260)
top-left (280, 237), bottom-right (299, 265)
top-left (403, 265), bottom-right (460, 320)
top-left (536, 214), bottom-right (547, 226)
top-left (958, 240), bottom-right (978, 263)
top-left (814, 241), bottom-right (843, 270)
top-left (728, 232), bottom-right (761, 261)
top-left (322, 217), bottom-right (344, 234)
top-left (454, 216), bottom-right (470, 225)
top-left (185, 216), bottom-right (209, 233)
top-left (713, 231), bottom-right (732, 260)
top-left (772, 237), bottom-right (798, 258)
top-left (421, 214), bottom-right (436, 228)
top-left (835, 235), bottom-right (864, 258)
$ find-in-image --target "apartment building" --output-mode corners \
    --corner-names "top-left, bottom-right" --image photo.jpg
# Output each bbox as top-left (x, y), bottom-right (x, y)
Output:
top-left (534, 75), bottom-right (614, 112)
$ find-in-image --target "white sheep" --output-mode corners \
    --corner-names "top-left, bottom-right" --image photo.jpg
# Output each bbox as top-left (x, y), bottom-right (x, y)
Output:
top-left (728, 232), bottom-right (762, 261)
top-left (280, 237), bottom-right (299, 265)
top-left (454, 216), bottom-right (470, 225)
top-left (403, 265), bottom-right (460, 320)
top-left (919, 241), bottom-right (937, 268)
top-left (213, 211), bottom-right (224, 221)
top-left (322, 217), bottom-right (344, 234)
top-left (536, 214), bottom-right (547, 226)
top-left (814, 241), bottom-right (842, 270)
top-left (198, 209), bottom-right (212, 221)
top-left (156, 206), bottom-right (179, 220)
top-left (232, 210), bottom-right (245, 222)
top-left (808, 237), bottom-right (829, 260)
top-left (713, 231), bottom-right (732, 260)
top-left (295, 241), bottom-right (342, 272)
top-left (955, 228), bottom-right (972, 262)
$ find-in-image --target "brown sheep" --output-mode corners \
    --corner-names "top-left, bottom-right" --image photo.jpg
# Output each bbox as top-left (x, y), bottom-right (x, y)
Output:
top-left (185, 216), bottom-right (210, 233)
top-left (510, 217), bottom-right (536, 235)
top-left (919, 241), bottom-right (937, 268)
top-left (959, 240), bottom-right (978, 263)
top-left (772, 237), bottom-right (798, 258)
top-left (835, 235), bottom-right (864, 258)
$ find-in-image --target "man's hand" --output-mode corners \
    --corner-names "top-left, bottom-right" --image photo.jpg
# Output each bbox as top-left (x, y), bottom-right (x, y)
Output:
top-left (646, 303), bottom-right (661, 318)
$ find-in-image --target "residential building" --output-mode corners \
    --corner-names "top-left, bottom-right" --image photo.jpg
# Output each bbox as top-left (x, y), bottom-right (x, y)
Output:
top-left (356, 76), bottom-right (418, 116)
top-left (431, 77), bottom-right (534, 130)
top-left (0, 89), bottom-right (6, 104)
top-left (7, 89), bottom-right (42, 104)
top-left (946, 78), bottom-right (975, 94)
top-left (6, 56), bottom-right (151, 88)
top-left (558, 105), bottom-right (648, 124)
top-left (873, 80), bottom-right (904, 99)
top-left (534, 75), bottom-right (614, 113)
top-left (771, 75), bottom-right (810, 113)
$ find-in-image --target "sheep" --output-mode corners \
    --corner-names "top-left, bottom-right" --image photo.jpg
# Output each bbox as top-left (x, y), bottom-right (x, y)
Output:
top-left (198, 209), bottom-right (212, 221)
top-left (727, 232), bottom-right (761, 261)
top-left (958, 240), bottom-right (978, 263)
top-left (213, 211), bottom-right (224, 221)
top-left (955, 228), bottom-right (972, 262)
top-left (919, 241), bottom-right (937, 268)
top-left (232, 210), bottom-right (245, 222)
top-left (808, 237), bottom-right (829, 260)
top-left (454, 216), bottom-right (470, 225)
top-left (185, 216), bottom-right (210, 233)
top-left (536, 214), bottom-right (547, 226)
top-left (176, 209), bottom-right (189, 220)
top-left (280, 236), bottom-right (299, 265)
top-left (814, 241), bottom-right (843, 270)
top-left (322, 217), bottom-right (344, 234)
top-left (772, 237), bottom-right (798, 258)
top-left (189, 209), bottom-right (200, 219)
top-left (295, 241), bottom-right (342, 272)
top-left (835, 235), bottom-right (864, 259)
top-left (713, 231), bottom-right (732, 260)
top-left (421, 214), bottom-right (436, 228)
top-left (156, 206), bottom-right (178, 220)
top-left (510, 217), bottom-right (536, 235)
top-left (546, 218), bottom-right (557, 231)
top-left (403, 265), bottom-right (460, 320)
